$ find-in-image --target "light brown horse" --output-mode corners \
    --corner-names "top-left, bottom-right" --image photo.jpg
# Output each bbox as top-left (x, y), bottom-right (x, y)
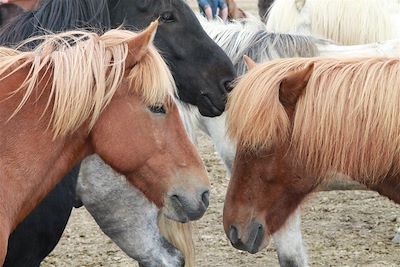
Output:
top-left (224, 57), bottom-right (400, 254)
top-left (0, 21), bottom-right (210, 264)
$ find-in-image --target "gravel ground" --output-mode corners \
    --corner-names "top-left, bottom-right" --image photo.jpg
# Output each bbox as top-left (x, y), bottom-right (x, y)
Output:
top-left (42, 1), bottom-right (399, 266)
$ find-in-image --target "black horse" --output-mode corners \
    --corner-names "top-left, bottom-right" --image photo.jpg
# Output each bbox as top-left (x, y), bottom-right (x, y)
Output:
top-left (1, 0), bottom-right (235, 266)
top-left (0, 4), bottom-right (22, 26)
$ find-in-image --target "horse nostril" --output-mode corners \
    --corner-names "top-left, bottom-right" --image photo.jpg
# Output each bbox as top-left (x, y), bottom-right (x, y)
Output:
top-left (170, 194), bottom-right (182, 206)
top-left (223, 80), bottom-right (234, 92)
top-left (248, 222), bottom-right (265, 254)
top-left (229, 225), bottom-right (239, 244)
top-left (201, 190), bottom-right (210, 208)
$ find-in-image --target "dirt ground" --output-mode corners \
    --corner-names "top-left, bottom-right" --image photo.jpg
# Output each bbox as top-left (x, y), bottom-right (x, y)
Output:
top-left (42, 1), bottom-right (399, 266)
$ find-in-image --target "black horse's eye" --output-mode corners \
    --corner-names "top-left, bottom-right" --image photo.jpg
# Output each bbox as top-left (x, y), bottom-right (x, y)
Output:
top-left (160, 12), bottom-right (175, 23)
top-left (149, 105), bottom-right (166, 114)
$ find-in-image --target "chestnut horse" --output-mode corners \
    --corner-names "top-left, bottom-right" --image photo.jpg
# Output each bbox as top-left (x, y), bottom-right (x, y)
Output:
top-left (224, 57), bottom-right (400, 254)
top-left (0, 22), bottom-right (210, 264)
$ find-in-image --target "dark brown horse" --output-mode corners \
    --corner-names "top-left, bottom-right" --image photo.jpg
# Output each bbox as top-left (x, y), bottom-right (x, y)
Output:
top-left (0, 22), bottom-right (209, 264)
top-left (224, 57), bottom-right (400, 254)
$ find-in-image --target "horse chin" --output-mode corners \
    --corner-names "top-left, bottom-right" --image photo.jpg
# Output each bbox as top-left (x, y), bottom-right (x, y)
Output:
top-left (197, 94), bottom-right (225, 117)
top-left (257, 233), bottom-right (271, 253)
top-left (161, 202), bottom-right (190, 223)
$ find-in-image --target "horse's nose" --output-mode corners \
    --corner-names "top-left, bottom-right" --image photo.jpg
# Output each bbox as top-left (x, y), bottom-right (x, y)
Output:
top-left (229, 224), bottom-right (240, 244)
top-left (227, 222), bottom-right (265, 254)
top-left (201, 190), bottom-right (210, 208)
top-left (221, 78), bottom-right (234, 93)
top-left (169, 189), bottom-right (209, 221)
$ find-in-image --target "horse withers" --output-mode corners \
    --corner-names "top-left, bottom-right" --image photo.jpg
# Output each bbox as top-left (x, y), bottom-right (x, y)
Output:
top-left (224, 57), bottom-right (400, 255)
top-left (0, 22), bottom-right (209, 264)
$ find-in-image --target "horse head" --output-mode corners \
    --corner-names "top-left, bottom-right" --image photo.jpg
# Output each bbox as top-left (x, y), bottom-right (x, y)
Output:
top-left (223, 63), bottom-right (316, 253)
top-left (90, 22), bottom-right (210, 223)
top-left (108, 0), bottom-right (236, 117)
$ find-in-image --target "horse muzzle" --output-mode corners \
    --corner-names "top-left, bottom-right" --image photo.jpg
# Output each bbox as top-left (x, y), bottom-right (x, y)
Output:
top-left (163, 188), bottom-right (210, 223)
top-left (196, 75), bottom-right (235, 117)
top-left (226, 221), bottom-right (270, 254)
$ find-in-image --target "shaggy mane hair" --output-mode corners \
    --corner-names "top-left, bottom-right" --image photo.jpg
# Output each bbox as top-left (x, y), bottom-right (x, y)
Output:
top-left (198, 15), bottom-right (319, 75)
top-left (266, 0), bottom-right (400, 45)
top-left (0, 28), bottom-right (175, 138)
top-left (228, 57), bottom-right (400, 182)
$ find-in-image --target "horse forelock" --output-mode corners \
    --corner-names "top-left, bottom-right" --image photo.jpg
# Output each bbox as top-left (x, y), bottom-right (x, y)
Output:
top-left (0, 29), bottom-right (175, 139)
top-left (229, 57), bottom-right (400, 183)
top-left (227, 61), bottom-right (293, 152)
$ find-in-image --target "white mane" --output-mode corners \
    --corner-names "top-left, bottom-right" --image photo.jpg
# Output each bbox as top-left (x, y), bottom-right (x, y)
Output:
top-left (266, 0), bottom-right (400, 45)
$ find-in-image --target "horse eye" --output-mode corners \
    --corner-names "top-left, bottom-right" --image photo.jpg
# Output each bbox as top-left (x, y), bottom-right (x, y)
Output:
top-left (160, 12), bottom-right (175, 23)
top-left (149, 105), bottom-right (166, 114)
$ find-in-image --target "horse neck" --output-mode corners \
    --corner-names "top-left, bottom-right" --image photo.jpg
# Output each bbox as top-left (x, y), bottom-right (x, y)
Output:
top-left (209, 26), bottom-right (318, 75)
top-left (79, 155), bottom-right (189, 266)
top-left (0, 127), bottom-right (90, 232)
top-left (0, 68), bottom-right (92, 231)
top-left (317, 39), bottom-right (400, 58)
top-left (0, 0), bottom-right (111, 46)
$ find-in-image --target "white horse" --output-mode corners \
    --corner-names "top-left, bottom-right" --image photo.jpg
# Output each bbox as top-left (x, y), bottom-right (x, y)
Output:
top-left (266, 0), bottom-right (400, 45)
top-left (76, 17), bottom-right (400, 267)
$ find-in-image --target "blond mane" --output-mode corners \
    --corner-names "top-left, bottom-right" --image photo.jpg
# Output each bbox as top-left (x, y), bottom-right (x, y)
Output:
top-left (158, 214), bottom-right (195, 267)
top-left (228, 57), bottom-right (400, 182)
top-left (0, 29), bottom-right (175, 138)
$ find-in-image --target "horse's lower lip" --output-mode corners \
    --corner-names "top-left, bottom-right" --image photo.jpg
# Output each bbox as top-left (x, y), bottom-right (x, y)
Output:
top-left (164, 210), bottom-right (189, 223)
top-left (198, 94), bottom-right (224, 117)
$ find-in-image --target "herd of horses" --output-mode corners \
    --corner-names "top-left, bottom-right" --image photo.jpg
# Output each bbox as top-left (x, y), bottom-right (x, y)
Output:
top-left (0, 0), bottom-right (398, 266)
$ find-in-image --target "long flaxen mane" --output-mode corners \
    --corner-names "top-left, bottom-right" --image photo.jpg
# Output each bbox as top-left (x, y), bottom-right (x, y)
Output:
top-left (228, 57), bottom-right (400, 183)
top-left (0, 28), bottom-right (175, 138)
top-left (266, 0), bottom-right (400, 45)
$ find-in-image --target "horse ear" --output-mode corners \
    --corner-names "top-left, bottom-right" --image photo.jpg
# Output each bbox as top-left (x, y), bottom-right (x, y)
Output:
top-left (295, 0), bottom-right (306, 11)
top-left (126, 20), bottom-right (158, 69)
top-left (243, 55), bottom-right (257, 70)
top-left (279, 63), bottom-right (314, 108)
